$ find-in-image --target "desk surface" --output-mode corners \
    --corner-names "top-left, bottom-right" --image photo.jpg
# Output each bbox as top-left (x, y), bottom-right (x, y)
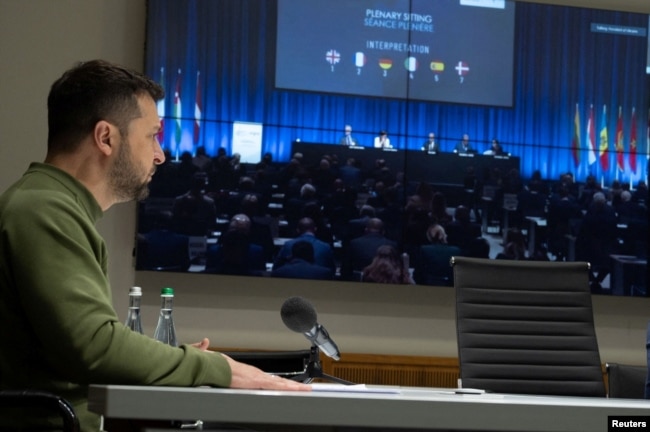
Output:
top-left (88, 384), bottom-right (650, 432)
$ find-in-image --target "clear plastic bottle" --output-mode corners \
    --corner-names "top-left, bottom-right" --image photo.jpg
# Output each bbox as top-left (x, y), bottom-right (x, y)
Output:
top-left (124, 286), bottom-right (144, 334)
top-left (153, 287), bottom-right (178, 347)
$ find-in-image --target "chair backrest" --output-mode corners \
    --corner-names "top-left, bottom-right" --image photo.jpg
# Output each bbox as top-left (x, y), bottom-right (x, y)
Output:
top-left (0, 390), bottom-right (80, 432)
top-left (606, 363), bottom-right (647, 398)
top-left (451, 256), bottom-right (606, 397)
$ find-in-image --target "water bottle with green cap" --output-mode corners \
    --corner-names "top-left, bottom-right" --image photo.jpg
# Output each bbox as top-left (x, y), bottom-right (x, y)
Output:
top-left (153, 287), bottom-right (178, 346)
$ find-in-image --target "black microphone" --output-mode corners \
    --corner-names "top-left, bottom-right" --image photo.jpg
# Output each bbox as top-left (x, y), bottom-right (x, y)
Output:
top-left (280, 296), bottom-right (341, 361)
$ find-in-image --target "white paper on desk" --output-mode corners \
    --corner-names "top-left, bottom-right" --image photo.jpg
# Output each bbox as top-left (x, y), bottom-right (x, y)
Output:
top-left (311, 383), bottom-right (400, 394)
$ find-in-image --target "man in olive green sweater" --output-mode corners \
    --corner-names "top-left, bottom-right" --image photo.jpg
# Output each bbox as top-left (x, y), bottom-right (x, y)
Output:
top-left (0, 60), bottom-right (309, 432)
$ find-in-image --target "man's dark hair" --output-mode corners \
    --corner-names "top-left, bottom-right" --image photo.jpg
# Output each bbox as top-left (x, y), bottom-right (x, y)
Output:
top-left (47, 59), bottom-right (164, 154)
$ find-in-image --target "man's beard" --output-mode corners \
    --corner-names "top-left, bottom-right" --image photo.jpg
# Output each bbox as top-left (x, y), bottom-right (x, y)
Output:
top-left (109, 136), bottom-right (154, 203)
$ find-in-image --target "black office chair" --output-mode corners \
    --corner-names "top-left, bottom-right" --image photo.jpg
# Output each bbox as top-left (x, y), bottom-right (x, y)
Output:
top-left (451, 256), bottom-right (606, 397)
top-left (606, 363), bottom-right (648, 398)
top-left (0, 390), bottom-right (80, 432)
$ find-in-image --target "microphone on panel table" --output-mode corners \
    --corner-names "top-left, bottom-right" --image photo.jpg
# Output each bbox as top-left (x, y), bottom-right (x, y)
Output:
top-left (280, 296), bottom-right (341, 361)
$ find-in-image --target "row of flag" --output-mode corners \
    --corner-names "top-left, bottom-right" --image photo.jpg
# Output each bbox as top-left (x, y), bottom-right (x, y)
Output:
top-left (156, 67), bottom-right (202, 147)
top-left (571, 104), bottom-right (644, 173)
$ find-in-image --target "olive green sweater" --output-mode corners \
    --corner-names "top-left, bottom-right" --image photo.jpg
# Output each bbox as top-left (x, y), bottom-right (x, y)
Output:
top-left (0, 163), bottom-right (231, 431)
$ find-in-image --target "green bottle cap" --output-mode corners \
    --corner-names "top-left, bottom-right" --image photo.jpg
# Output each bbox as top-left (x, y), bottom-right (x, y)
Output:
top-left (161, 287), bottom-right (174, 295)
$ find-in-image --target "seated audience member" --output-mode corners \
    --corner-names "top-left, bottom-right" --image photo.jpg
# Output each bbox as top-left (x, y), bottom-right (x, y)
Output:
top-left (466, 237), bottom-right (491, 259)
top-left (338, 157), bottom-right (362, 189)
top-left (271, 241), bottom-right (334, 281)
top-left (221, 175), bottom-right (262, 217)
top-left (207, 153), bottom-right (237, 192)
top-left (205, 214), bottom-right (265, 276)
top-left (496, 228), bottom-right (528, 260)
top-left (137, 210), bottom-right (191, 271)
top-left (240, 193), bottom-right (275, 262)
top-left (311, 158), bottom-right (336, 196)
top-left (576, 192), bottom-right (618, 292)
top-left (631, 180), bottom-right (648, 205)
top-left (615, 190), bottom-right (646, 224)
top-left (546, 186), bottom-right (582, 261)
top-left (578, 174), bottom-right (599, 210)
top-left (402, 197), bottom-right (433, 259)
top-left (273, 217), bottom-right (335, 272)
top-left (430, 191), bottom-right (452, 227)
top-left (366, 181), bottom-right (387, 209)
top-left (615, 190), bottom-right (648, 257)
top-left (340, 218), bottom-right (397, 280)
top-left (301, 201), bottom-right (334, 246)
top-left (362, 245), bottom-right (413, 284)
top-left (284, 182), bottom-right (319, 231)
top-left (322, 180), bottom-right (358, 238)
top-left (172, 172), bottom-right (217, 236)
top-left (192, 145), bottom-right (212, 171)
top-left (516, 180), bottom-right (547, 219)
top-left (376, 185), bottom-right (403, 242)
top-left (413, 224), bottom-right (461, 286)
top-left (341, 204), bottom-right (376, 245)
top-left (176, 150), bottom-right (200, 192)
top-left (445, 205), bottom-right (482, 255)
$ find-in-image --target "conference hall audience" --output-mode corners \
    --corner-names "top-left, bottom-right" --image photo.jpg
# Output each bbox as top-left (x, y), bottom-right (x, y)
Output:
top-left (136, 145), bottom-right (643, 292)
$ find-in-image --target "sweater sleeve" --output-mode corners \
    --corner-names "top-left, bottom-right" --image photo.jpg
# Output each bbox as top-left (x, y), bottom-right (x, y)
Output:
top-left (5, 187), bottom-right (231, 388)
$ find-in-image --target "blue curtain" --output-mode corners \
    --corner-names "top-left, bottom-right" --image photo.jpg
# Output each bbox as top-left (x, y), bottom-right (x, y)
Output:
top-left (146, 0), bottom-right (649, 184)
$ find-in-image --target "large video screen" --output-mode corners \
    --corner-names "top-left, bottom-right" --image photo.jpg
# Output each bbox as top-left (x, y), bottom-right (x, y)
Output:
top-left (142, 0), bottom-right (649, 297)
top-left (276, 0), bottom-right (516, 107)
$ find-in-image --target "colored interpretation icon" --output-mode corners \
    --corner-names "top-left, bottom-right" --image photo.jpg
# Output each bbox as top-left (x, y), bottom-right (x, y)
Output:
top-left (455, 60), bottom-right (470, 83)
top-left (355, 52), bottom-right (367, 75)
top-left (326, 49), bottom-right (341, 71)
top-left (379, 58), bottom-right (393, 77)
top-left (430, 60), bottom-right (444, 82)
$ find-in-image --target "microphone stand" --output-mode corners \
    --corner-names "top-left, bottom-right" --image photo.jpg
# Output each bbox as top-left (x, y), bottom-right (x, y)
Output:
top-left (291, 345), bottom-right (354, 385)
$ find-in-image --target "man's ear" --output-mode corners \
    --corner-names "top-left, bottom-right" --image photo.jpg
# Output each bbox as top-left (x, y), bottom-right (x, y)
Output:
top-left (94, 120), bottom-right (116, 156)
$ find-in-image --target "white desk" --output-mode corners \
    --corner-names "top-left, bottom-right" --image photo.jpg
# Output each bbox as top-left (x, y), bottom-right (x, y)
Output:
top-left (88, 384), bottom-right (650, 432)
